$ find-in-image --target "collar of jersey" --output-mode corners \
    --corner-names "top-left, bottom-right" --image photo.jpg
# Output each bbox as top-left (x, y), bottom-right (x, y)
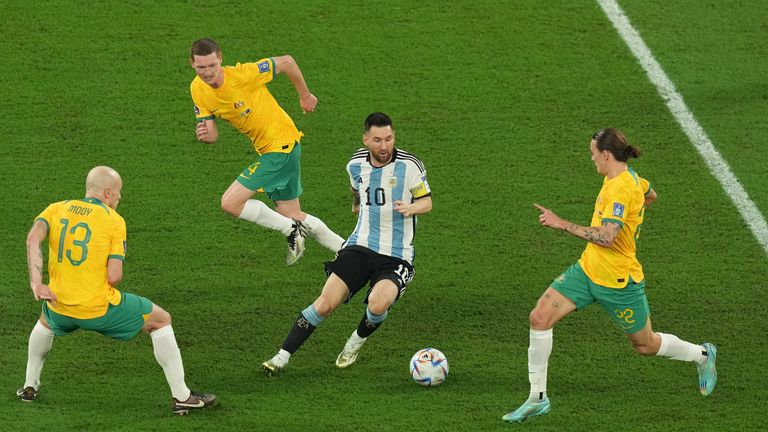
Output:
top-left (80, 197), bottom-right (104, 205)
top-left (78, 197), bottom-right (111, 214)
top-left (368, 148), bottom-right (398, 168)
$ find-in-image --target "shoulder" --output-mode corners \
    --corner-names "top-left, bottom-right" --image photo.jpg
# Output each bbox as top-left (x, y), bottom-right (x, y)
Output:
top-left (347, 148), bottom-right (369, 166)
top-left (394, 149), bottom-right (426, 173)
top-left (190, 76), bottom-right (206, 93)
top-left (109, 210), bottom-right (127, 229)
top-left (231, 62), bottom-right (260, 76)
top-left (39, 200), bottom-right (66, 216)
top-left (113, 210), bottom-right (126, 223)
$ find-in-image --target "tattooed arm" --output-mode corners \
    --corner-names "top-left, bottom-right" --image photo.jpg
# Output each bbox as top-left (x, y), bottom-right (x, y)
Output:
top-left (562, 220), bottom-right (621, 247)
top-left (351, 186), bottom-right (361, 214)
top-left (534, 203), bottom-right (621, 248)
top-left (26, 220), bottom-right (57, 306)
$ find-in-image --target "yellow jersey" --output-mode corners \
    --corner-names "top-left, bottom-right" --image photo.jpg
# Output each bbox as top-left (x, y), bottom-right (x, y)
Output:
top-left (35, 198), bottom-right (125, 319)
top-left (190, 58), bottom-right (303, 155)
top-left (578, 168), bottom-right (651, 288)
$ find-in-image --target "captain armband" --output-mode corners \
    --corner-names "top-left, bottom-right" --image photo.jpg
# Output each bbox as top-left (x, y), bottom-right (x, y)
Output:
top-left (409, 181), bottom-right (431, 199)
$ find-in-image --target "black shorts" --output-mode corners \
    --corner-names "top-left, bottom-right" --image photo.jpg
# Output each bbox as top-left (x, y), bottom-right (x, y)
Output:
top-left (324, 245), bottom-right (415, 304)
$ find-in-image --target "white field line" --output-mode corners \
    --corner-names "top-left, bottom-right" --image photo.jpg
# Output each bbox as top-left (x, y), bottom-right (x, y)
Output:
top-left (597, 0), bottom-right (768, 255)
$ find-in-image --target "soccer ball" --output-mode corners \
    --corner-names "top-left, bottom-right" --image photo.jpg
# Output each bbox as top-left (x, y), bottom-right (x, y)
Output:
top-left (410, 348), bottom-right (449, 386)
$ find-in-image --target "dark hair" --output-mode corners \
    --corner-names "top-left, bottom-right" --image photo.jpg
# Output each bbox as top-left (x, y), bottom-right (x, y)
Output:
top-left (190, 38), bottom-right (221, 60)
top-left (592, 128), bottom-right (642, 162)
top-left (364, 112), bottom-right (393, 132)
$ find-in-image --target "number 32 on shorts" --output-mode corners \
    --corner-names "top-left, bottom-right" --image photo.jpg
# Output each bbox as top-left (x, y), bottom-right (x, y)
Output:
top-left (614, 308), bottom-right (635, 324)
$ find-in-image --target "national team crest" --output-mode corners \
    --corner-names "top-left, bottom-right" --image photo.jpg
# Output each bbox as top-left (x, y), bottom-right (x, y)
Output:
top-left (258, 61), bottom-right (270, 73)
top-left (388, 177), bottom-right (398, 188)
top-left (234, 101), bottom-right (245, 109)
top-left (612, 202), bottom-right (625, 217)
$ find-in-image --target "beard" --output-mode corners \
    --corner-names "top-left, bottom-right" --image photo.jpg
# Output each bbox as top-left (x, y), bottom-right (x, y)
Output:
top-left (371, 149), bottom-right (393, 165)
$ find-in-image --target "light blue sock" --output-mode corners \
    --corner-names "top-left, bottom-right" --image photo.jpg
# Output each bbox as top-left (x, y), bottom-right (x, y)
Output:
top-left (366, 308), bottom-right (387, 324)
top-left (302, 305), bottom-right (324, 327)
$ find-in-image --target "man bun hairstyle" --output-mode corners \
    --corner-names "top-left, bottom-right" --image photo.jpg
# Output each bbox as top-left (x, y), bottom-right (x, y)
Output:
top-left (190, 38), bottom-right (221, 60)
top-left (592, 128), bottom-right (642, 162)
top-left (364, 112), bottom-right (393, 132)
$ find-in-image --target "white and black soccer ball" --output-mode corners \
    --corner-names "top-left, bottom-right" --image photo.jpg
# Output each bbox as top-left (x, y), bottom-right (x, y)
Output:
top-left (410, 348), bottom-right (449, 386)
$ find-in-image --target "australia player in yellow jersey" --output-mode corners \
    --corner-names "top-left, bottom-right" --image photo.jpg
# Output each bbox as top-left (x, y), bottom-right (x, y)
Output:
top-left (17, 166), bottom-right (216, 415)
top-left (189, 38), bottom-right (344, 265)
top-left (502, 129), bottom-right (717, 423)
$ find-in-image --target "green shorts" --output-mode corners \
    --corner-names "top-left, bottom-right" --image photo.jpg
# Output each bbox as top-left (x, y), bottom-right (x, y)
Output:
top-left (550, 263), bottom-right (650, 334)
top-left (237, 142), bottom-right (303, 201)
top-left (43, 292), bottom-right (153, 341)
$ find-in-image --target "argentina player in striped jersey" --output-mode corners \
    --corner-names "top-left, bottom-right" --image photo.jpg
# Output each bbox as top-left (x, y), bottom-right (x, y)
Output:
top-left (262, 112), bottom-right (432, 375)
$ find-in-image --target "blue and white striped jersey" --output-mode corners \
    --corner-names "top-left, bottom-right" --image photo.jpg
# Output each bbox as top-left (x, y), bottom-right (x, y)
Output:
top-left (345, 148), bottom-right (431, 264)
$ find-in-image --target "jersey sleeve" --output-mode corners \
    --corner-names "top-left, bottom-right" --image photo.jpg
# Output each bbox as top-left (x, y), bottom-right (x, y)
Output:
top-left (408, 168), bottom-right (431, 199)
top-left (34, 203), bottom-right (58, 232)
top-left (191, 83), bottom-right (214, 122)
top-left (240, 58), bottom-right (275, 87)
top-left (600, 183), bottom-right (631, 227)
top-left (638, 176), bottom-right (652, 195)
top-left (347, 163), bottom-right (358, 191)
top-left (109, 216), bottom-right (127, 261)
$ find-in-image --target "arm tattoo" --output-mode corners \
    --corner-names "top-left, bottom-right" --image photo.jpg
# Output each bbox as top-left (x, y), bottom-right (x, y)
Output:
top-left (570, 221), bottom-right (621, 247)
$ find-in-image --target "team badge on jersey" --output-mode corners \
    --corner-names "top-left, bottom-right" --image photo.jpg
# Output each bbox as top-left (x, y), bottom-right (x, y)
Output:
top-left (194, 105), bottom-right (200, 115)
top-left (258, 61), bottom-right (270, 73)
top-left (234, 101), bottom-right (244, 109)
top-left (388, 177), bottom-right (398, 188)
top-left (612, 202), bottom-right (625, 217)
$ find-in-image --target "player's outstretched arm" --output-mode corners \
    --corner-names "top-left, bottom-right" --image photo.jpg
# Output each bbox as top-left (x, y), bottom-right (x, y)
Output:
top-left (26, 220), bottom-right (57, 306)
top-left (394, 197), bottom-right (432, 218)
top-left (273, 55), bottom-right (317, 114)
top-left (533, 203), bottom-right (619, 248)
top-left (196, 119), bottom-right (218, 143)
top-left (644, 188), bottom-right (657, 209)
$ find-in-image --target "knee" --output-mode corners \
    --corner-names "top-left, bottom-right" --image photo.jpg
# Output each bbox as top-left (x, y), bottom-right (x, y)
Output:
top-left (529, 308), bottom-right (552, 330)
top-left (152, 308), bottom-right (172, 328)
top-left (313, 297), bottom-right (336, 318)
top-left (220, 197), bottom-right (240, 216)
top-left (630, 340), bottom-right (657, 356)
top-left (367, 299), bottom-right (389, 316)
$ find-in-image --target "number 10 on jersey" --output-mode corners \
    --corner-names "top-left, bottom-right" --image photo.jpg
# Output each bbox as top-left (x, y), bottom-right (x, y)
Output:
top-left (365, 187), bottom-right (386, 206)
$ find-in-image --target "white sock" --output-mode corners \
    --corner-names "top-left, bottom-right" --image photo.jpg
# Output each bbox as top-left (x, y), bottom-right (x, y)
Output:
top-left (272, 349), bottom-right (292, 367)
top-left (349, 329), bottom-right (367, 344)
top-left (656, 332), bottom-right (707, 364)
top-left (239, 199), bottom-right (294, 236)
top-left (527, 328), bottom-right (552, 400)
top-left (304, 214), bottom-right (344, 252)
top-left (23, 321), bottom-right (54, 390)
top-left (150, 325), bottom-right (191, 401)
